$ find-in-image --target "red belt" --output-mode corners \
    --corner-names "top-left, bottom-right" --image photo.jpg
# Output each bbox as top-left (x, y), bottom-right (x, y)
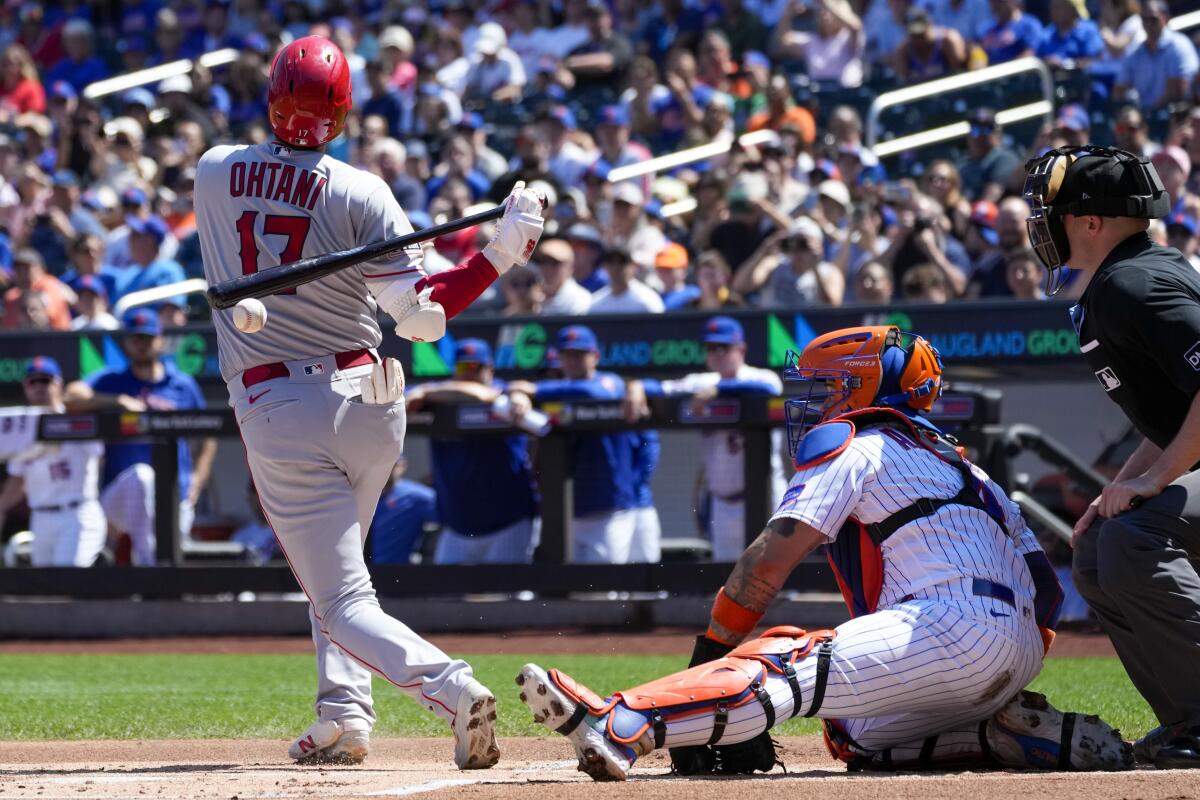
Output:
top-left (242, 348), bottom-right (375, 389)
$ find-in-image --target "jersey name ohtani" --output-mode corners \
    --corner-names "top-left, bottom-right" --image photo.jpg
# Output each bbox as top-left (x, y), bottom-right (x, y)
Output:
top-left (229, 162), bottom-right (327, 210)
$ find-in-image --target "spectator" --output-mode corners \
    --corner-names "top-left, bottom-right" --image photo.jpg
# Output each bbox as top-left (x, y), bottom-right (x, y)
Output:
top-left (1166, 211), bottom-right (1200, 270)
top-left (509, 0), bottom-right (559, 77)
top-left (564, 0), bottom-right (634, 91)
top-left (958, 108), bottom-right (1022, 202)
top-left (655, 243), bottom-right (701, 310)
top-left (540, 106), bottom-right (594, 189)
top-left (564, 223), bottom-right (609, 292)
top-left (66, 309), bottom-right (215, 566)
top-left (377, 25), bottom-right (417, 93)
top-left (592, 105), bottom-right (651, 188)
top-left (977, 0), bottom-right (1044, 64)
top-left (901, 262), bottom-right (951, 302)
top-left (92, 117), bottom-right (157, 195)
top-left (968, 196), bottom-right (1032, 296)
top-left (895, 7), bottom-right (969, 81)
top-left (535, 238), bottom-right (594, 315)
top-left (1115, 0), bottom-right (1198, 110)
top-left (683, 250), bottom-right (746, 309)
top-left (633, 50), bottom-right (713, 153)
top-left (1037, 0), bottom-right (1105, 68)
top-left (827, 104), bottom-right (865, 149)
top-left (1152, 146), bottom-right (1194, 213)
top-left (637, 0), bottom-right (703, 62)
top-left (70, 274), bottom-right (118, 330)
top-left (362, 61), bottom-right (405, 138)
top-left (853, 260), bottom-right (895, 304)
top-left (427, 134), bottom-right (490, 202)
top-left (924, 0), bottom-right (995, 41)
top-left (921, 160), bottom-right (972, 238)
top-left (716, 0), bottom-right (770, 58)
top-left (773, 0), bottom-right (865, 88)
top-left (104, 215), bottom-right (186, 309)
top-left (500, 263), bottom-right (545, 316)
top-left (0, 357), bottom-right (106, 567)
top-left (964, 198), bottom-right (1001, 262)
top-left (44, 19), bottom-right (109, 93)
top-left (60, 233), bottom-right (114, 298)
top-left (368, 459), bottom-right (437, 566)
top-left (3, 248), bottom-right (73, 330)
top-left (509, 325), bottom-right (651, 563)
top-left (589, 245), bottom-right (666, 313)
top-left (1055, 102), bottom-right (1092, 147)
top-left (1097, 0), bottom-right (1145, 68)
top-left (863, 0), bottom-right (913, 68)
top-left (1005, 248), bottom-right (1047, 300)
top-left (0, 44), bottom-right (44, 117)
top-left (369, 138), bottom-right (426, 213)
top-left (461, 23), bottom-right (527, 104)
top-left (734, 217), bottom-right (845, 307)
top-left (708, 172), bottom-right (781, 274)
top-left (458, 114), bottom-right (508, 182)
top-left (744, 74), bottom-right (817, 146)
top-left (28, 170), bottom-right (106, 269)
top-left (696, 30), bottom-right (737, 95)
top-left (605, 181), bottom-right (667, 269)
top-left (230, 480), bottom-right (280, 565)
top-left (1113, 105), bottom-right (1158, 160)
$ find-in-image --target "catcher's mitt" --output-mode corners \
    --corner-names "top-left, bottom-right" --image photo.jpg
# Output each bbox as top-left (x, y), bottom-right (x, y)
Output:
top-left (668, 635), bottom-right (783, 776)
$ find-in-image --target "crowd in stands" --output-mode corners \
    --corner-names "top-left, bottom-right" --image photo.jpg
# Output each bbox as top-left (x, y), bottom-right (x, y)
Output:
top-left (0, 0), bottom-right (1194, 333)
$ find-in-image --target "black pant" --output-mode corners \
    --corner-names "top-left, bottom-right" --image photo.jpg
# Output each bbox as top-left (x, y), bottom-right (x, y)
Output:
top-left (1073, 469), bottom-right (1200, 726)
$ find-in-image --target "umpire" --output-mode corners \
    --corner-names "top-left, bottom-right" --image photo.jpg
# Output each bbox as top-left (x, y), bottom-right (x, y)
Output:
top-left (1025, 145), bottom-right (1200, 768)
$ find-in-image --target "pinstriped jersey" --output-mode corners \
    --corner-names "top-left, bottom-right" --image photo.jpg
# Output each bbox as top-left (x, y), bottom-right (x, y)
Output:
top-left (195, 142), bottom-right (427, 381)
top-left (770, 427), bottom-right (1040, 609)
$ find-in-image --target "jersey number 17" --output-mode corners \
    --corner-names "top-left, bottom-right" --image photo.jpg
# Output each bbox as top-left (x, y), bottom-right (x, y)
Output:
top-left (236, 211), bottom-right (312, 295)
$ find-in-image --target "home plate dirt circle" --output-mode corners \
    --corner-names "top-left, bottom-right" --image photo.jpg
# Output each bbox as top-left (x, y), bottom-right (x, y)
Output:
top-left (1, 737), bottom-right (1196, 800)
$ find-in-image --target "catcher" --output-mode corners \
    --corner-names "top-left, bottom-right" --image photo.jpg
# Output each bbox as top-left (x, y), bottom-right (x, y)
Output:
top-left (517, 325), bottom-right (1133, 780)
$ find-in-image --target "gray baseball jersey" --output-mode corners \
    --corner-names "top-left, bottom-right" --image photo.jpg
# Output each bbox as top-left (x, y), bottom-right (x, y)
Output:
top-left (194, 142), bottom-right (426, 380)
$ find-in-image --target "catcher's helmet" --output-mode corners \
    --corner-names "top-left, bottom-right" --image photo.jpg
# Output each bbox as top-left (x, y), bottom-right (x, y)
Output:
top-left (783, 326), bottom-right (943, 456)
top-left (267, 35), bottom-right (352, 149)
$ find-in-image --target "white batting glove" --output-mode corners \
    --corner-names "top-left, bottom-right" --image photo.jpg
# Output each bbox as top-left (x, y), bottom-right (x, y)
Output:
top-left (482, 180), bottom-right (545, 275)
top-left (360, 357), bottom-right (405, 404)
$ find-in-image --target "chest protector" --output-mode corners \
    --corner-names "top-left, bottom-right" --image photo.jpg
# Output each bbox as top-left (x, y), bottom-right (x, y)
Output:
top-left (802, 407), bottom-right (1009, 618)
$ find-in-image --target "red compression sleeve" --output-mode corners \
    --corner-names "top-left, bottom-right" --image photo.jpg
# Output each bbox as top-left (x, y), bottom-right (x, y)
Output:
top-left (414, 252), bottom-right (500, 319)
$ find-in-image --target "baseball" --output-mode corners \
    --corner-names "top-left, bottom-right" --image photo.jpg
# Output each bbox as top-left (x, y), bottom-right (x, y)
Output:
top-left (232, 298), bottom-right (268, 333)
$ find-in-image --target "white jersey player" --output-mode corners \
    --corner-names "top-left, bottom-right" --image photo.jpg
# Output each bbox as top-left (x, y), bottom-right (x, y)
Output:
top-left (193, 36), bottom-right (543, 769)
top-left (517, 325), bottom-right (1132, 780)
top-left (0, 358), bottom-right (106, 567)
top-left (634, 316), bottom-right (786, 561)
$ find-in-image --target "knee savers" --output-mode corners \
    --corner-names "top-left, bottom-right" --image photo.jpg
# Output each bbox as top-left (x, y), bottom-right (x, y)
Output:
top-left (552, 626), bottom-right (837, 749)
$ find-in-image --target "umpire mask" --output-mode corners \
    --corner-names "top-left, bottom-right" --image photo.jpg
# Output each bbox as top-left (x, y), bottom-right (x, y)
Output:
top-left (1023, 145), bottom-right (1170, 295)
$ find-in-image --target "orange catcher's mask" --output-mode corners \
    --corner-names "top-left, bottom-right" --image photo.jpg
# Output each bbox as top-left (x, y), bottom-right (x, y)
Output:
top-left (783, 326), bottom-right (943, 457)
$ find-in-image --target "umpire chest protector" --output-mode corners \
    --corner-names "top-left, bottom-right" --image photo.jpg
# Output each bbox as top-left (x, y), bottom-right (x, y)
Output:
top-left (794, 407), bottom-right (1009, 618)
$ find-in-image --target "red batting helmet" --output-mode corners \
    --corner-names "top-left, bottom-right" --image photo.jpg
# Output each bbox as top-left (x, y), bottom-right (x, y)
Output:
top-left (267, 35), bottom-right (351, 149)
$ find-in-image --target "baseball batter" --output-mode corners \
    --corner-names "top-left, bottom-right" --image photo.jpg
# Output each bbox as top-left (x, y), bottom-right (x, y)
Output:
top-left (193, 36), bottom-right (544, 768)
top-left (0, 357), bottom-right (106, 567)
top-left (517, 326), bottom-right (1131, 780)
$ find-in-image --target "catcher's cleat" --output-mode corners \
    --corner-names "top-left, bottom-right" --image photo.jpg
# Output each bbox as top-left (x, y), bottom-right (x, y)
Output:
top-left (1133, 722), bottom-right (1188, 764)
top-left (288, 719), bottom-right (370, 765)
top-left (453, 679), bottom-right (501, 770)
top-left (1150, 725), bottom-right (1200, 769)
top-left (987, 691), bottom-right (1133, 771)
top-left (515, 663), bottom-right (634, 782)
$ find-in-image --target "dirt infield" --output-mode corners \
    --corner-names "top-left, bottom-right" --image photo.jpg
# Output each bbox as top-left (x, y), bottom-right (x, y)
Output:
top-left (2, 737), bottom-right (1193, 800)
top-left (0, 629), bottom-right (1117, 657)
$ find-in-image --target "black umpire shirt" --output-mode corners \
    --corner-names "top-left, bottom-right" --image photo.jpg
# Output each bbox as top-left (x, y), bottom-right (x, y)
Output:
top-left (1073, 232), bottom-right (1200, 452)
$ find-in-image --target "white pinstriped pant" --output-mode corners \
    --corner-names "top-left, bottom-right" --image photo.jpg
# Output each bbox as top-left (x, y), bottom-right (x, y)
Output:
top-left (659, 591), bottom-right (1044, 752)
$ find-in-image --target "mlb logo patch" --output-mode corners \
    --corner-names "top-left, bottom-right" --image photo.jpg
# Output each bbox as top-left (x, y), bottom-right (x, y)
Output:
top-left (1095, 366), bottom-right (1121, 392)
top-left (304, 363), bottom-right (325, 376)
top-left (1186, 340), bottom-right (1200, 372)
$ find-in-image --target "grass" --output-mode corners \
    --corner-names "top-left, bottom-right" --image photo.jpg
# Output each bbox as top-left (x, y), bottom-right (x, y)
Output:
top-left (0, 653), bottom-right (1156, 741)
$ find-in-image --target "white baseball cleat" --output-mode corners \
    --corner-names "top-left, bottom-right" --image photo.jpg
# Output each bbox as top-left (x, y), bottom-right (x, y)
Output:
top-left (515, 663), bottom-right (632, 782)
top-left (452, 679), bottom-right (501, 770)
top-left (288, 719), bottom-right (370, 765)
top-left (987, 690), bottom-right (1133, 771)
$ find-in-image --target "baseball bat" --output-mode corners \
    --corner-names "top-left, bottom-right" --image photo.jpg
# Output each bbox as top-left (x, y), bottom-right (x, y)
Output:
top-left (206, 204), bottom-right (505, 310)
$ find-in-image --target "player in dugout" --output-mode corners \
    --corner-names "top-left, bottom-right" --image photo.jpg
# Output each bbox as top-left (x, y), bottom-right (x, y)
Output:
top-left (1024, 145), bottom-right (1200, 768)
top-left (515, 325), bottom-right (1131, 780)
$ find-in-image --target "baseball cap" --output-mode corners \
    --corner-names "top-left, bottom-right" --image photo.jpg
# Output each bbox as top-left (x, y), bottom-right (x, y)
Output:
top-left (1054, 153), bottom-right (1166, 212)
top-left (564, 223), bottom-right (604, 248)
top-left (122, 307), bottom-right (162, 336)
top-left (556, 325), bottom-right (599, 353)
top-left (1167, 211), bottom-right (1198, 237)
top-left (122, 87), bottom-right (156, 109)
top-left (703, 316), bottom-right (745, 345)
top-left (584, 0), bottom-right (609, 16)
top-left (742, 50), bottom-right (770, 71)
top-left (812, 158), bottom-right (842, 182)
top-left (52, 169), bottom-right (79, 188)
top-left (596, 105), bottom-right (628, 127)
top-left (378, 25), bottom-right (415, 52)
top-left (157, 74), bottom-right (193, 95)
top-left (457, 111), bottom-right (485, 131)
top-left (126, 214), bottom-right (169, 244)
top-left (655, 242), bottom-right (688, 269)
top-left (612, 180), bottom-right (644, 207)
top-left (25, 356), bottom-right (62, 380)
top-left (968, 108), bottom-right (998, 137)
top-left (454, 338), bottom-right (493, 366)
top-left (49, 80), bottom-right (77, 101)
top-left (905, 6), bottom-right (930, 33)
top-left (121, 186), bottom-right (148, 207)
top-left (76, 274), bottom-right (108, 300)
top-left (475, 22), bottom-right (506, 56)
top-left (405, 139), bottom-right (429, 160)
top-left (1152, 145), bottom-right (1192, 177)
top-left (787, 216), bottom-right (823, 242)
top-left (1056, 103), bottom-right (1089, 133)
top-left (969, 199), bottom-right (1000, 245)
top-left (543, 347), bottom-right (561, 370)
top-left (817, 179), bottom-right (851, 211)
top-left (535, 238), bottom-right (574, 264)
top-left (584, 159), bottom-right (611, 182)
top-left (543, 105), bottom-right (577, 130)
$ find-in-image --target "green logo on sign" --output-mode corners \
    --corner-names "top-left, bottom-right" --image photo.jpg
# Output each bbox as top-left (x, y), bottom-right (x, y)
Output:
top-left (514, 323), bottom-right (546, 369)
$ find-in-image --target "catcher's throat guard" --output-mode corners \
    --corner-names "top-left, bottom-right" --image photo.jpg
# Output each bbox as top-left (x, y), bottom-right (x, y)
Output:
top-left (549, 626), bottom-right (837, 754)
top-left (1023, 145), bottom-right (1169, 295)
